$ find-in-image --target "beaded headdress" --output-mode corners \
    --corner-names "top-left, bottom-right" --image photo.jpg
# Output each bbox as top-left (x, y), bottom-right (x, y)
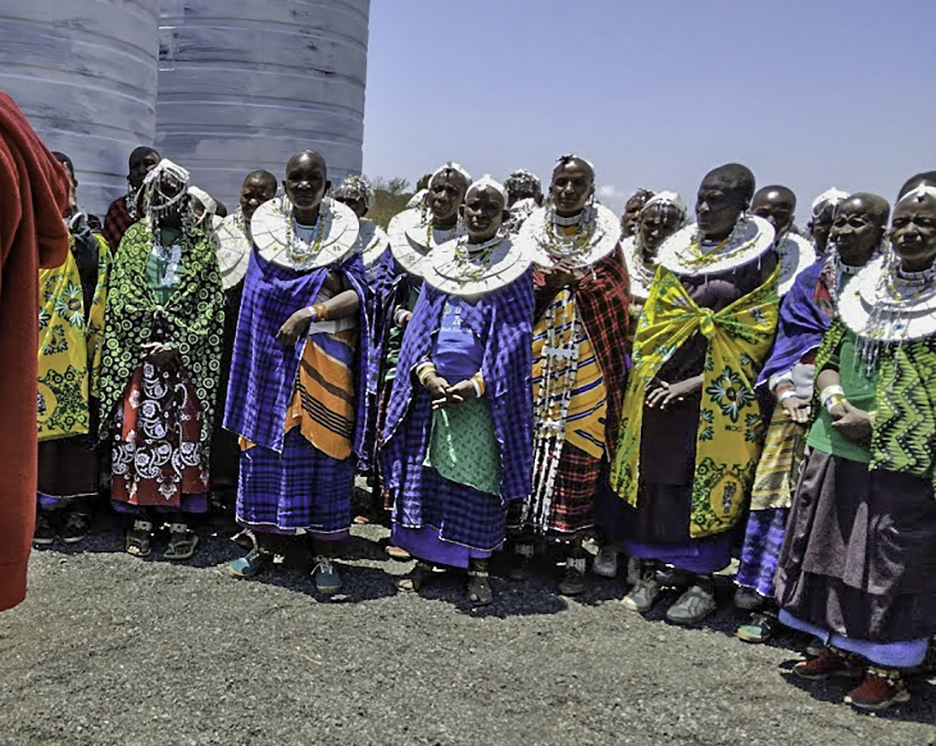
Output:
top-left (504, 169), bottom-right (542, 197)
top-left (335, 174), bottom-right (375, 210)
top-left (142, 159), bottom-right (192, 230)
top-left (431, 161), bottom-right (472, 187)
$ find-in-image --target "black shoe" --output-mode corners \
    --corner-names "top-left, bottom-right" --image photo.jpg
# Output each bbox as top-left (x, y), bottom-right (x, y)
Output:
top-left (33, 512), bottom-right (56, 546)
top-left (61, 512), bottom-right (91, 544)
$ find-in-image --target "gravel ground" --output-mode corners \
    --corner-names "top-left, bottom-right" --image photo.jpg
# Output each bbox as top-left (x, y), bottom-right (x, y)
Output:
top-left (1, 514), bottom-right (933, 746)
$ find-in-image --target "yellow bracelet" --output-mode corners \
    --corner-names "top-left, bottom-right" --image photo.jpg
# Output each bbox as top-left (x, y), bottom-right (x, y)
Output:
top-left (313, 302), bottom-right (328, 321)
top-left (416, 362), bottom-right (436, 387)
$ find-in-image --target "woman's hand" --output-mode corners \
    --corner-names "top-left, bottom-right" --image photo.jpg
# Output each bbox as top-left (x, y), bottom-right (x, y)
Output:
top-left (397, 310), bottom-right (413, 329)
top-left (422, 371), bottom-right (451, 410)
top-left (276, 307), bottom-right (313, 347)
top-left (444, 380), bottom-right (478, 409)
top-left (781, 395), bottom-right (812, 424)
top-left (544, 259), bottom-right (581, 290)
top-left (831, 400), bottom-right (873, 442)
top-left (141, 342), bottom-right (179, 369)
top-left (646, 376), bottom-right (703, 410)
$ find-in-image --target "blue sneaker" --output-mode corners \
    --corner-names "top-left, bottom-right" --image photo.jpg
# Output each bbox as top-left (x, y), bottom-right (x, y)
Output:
top-left (228, 548), bottom-right (267, 579)
top-left (312, 557), bottom-right (342, 594)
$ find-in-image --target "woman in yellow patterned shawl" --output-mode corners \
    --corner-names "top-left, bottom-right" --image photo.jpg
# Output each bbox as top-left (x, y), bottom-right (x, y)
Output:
top-left (603, 164), bottom-right (779, 625)
top-left (35, 153), bottom-right (110, 546)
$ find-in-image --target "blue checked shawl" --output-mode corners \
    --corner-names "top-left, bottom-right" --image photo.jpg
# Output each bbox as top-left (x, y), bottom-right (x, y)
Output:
top-left (757, 258), bottom-right (828, 388)
top-left (382, 268), bottom-right (535, 501)
top-left (371, 252), bottom-right (424, 381)
top-left (224, 250), bottom-right (369, 455)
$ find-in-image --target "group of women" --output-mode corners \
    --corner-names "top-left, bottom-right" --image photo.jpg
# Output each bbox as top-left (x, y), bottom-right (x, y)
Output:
top-left (35, 142), bottom-right (936, 713)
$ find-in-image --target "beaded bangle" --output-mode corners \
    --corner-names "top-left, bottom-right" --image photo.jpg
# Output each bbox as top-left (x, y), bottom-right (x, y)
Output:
top-left (416, 362), bottom-right (437, 388)
top-left (820, 385), bottom-right (846, 413)
top-left (470, 372), bottom-right (485, 398)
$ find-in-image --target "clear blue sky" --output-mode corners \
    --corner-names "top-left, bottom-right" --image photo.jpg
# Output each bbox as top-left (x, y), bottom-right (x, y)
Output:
top-left (362, 0), bottom-right (936, 219)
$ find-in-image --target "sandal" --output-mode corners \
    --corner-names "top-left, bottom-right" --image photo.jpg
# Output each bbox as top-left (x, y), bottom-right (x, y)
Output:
top-left (386, 544), bottom-right (412, 561)
top-left (125, 519), bottom-right (153, 557)
top-left (466, 568), bottom-right (493, 606)
top-left (164, 522), bottom-right (199, 561)
top-left (394, 561), bottom-right (432, 592)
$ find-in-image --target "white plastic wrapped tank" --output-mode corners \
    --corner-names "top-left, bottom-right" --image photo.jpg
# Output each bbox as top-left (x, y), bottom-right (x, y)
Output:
top-left (0, 1), bottom-right (160, 215)
top-left (157, 0), bottom-right (370, 209)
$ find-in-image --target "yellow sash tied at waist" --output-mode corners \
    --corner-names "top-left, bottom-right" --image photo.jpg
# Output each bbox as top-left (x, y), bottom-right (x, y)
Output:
top-left (610, 265), bottom-right (779, 538)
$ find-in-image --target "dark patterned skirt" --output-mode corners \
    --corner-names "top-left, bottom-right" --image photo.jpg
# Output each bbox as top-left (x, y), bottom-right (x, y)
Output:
top-left (776, 450), bottom-right (936, 642)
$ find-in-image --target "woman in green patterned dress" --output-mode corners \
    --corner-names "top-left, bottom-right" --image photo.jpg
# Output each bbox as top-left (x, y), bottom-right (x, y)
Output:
top-left (98, 160), bottom-right (225, 561)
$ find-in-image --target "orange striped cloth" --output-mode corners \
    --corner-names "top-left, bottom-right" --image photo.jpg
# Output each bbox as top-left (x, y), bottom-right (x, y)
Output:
top-left (284, 327), bottom-right (357, 460)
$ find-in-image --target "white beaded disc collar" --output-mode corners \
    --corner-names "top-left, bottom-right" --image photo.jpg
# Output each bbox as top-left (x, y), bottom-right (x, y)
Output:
top-left (251, 196), bottom-right (359, 271)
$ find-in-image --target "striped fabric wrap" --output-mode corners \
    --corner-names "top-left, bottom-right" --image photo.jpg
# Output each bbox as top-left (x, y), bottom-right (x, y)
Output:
top-left (532, 290), bottom-right (607, 458)
top-left (285, 327), bottom-right (358, 460)
top-left (750, 402), bottom-right (808, 511)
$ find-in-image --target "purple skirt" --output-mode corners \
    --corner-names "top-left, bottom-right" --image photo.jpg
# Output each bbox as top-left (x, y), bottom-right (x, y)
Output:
top-left (736, 507), bottom-right (788, 598)
top-left (236, 428), bottom-right (354, 539)
top-left (391, 462), bottom-right (507, 555)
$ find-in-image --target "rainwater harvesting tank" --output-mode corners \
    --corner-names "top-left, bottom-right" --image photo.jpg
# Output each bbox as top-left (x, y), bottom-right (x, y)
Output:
top-left (156, 0), bottom-right (370, 209)
top-left (0, 0), bottom-right (160, 215)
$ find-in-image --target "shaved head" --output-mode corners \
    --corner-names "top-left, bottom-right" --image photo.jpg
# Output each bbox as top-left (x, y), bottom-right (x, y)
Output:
top-left (245, 169), bottom-right (277, 191)
top-left (847, 192), bottom-right (891, 228)
top-left (752, 185), bottom-right (797, 237)
top-left (552, 155), bottom-right (595, 185)
top-left (898, 171), bottom-right (936, 200)
top-left (701, 163), bottom-right (756, 205)
top-left (286, 149), bottom-right (327, 178)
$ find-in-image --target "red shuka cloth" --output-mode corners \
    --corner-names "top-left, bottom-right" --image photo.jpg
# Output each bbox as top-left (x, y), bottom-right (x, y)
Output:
top-left (0, 91), bottom-right (69, 611)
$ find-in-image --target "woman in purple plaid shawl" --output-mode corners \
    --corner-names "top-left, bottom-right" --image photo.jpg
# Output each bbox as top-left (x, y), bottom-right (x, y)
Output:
top-left (371, 163), bottom-right (471, 558)
top-left (382, 176), bottom-right (534, 606)
top-left (224, 151), bottom-right (369, 596)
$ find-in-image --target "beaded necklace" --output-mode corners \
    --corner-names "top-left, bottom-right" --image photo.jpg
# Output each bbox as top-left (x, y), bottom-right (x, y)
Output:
top-left (451, 234), bottom-right (505, 281)
top-left (540, 203), bottom-right (596, 260)
top-left (843, 253), bottom-right (936, 376)
top-left (426, 218), bottom-right (460, 251)
top-left (525, 291), bottom-right (582, 531)
top-left (283, 208), bottom-right (326, 269)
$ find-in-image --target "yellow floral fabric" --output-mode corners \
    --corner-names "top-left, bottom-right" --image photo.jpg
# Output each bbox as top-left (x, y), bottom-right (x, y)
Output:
top-left (37, 235), bottom-right (110, 441)
top-left (610, 265), bottom-right (779, 538)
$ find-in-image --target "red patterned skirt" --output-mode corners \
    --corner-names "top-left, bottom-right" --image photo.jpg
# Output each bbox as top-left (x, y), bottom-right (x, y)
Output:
top-left (111, 363), bottom-right (208, 509)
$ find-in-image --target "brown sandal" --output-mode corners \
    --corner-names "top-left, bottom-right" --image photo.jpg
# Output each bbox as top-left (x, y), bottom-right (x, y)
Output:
top-left (164, 523), bottom-right (199, 561)
top-left (467, 569), bottom-right (493, 606)
top-left (395, 561), bottom-right (432, 592)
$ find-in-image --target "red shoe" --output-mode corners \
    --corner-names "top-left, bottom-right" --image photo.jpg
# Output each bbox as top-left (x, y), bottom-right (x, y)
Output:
top-left (844, 668), bottom-right (911, 711)
top-left (793, 649), bottom-right (864, 681)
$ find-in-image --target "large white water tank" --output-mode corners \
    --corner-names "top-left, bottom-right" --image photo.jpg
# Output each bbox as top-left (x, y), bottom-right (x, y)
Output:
top-left (0, 1), bottom-right (160, 215)
top-left (156, 0), bottom-right (369, 210)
